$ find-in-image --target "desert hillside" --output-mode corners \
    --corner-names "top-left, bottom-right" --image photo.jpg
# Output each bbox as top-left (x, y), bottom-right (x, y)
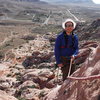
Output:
top-left (0, 0), bottom-right (100, 100)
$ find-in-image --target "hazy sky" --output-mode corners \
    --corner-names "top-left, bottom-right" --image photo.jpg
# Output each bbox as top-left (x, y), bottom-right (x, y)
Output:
top-left (41, 0), bottom-right (60, 2)
top-left (92, 0), bottom-right (100, 4)
top-left (41, 0), bottom-right (100, 4)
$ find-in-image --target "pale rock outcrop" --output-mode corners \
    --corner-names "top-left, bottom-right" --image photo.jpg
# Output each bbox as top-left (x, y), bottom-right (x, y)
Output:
top-left (10, 35), bottom-right (54, 67)
top-left (22, 68), bottom-right (55, 89)
top-left (0, 64), bottom-right (10, 77)
top-left (0, 90), bottom-right (18, 100)
top-left (21, 88), bottom-right (49, 100)
top-left (0, 76), bottom-right (16, 90)
top-left (18, 80), bottom-right (40, 90)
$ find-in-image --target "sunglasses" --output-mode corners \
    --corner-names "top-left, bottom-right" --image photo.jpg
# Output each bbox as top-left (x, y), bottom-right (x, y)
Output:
top-left (65, 24), bottom-right (73, 27)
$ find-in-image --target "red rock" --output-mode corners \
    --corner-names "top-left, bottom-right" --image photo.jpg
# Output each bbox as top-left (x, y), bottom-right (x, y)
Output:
top-left (44, 43), bottom-right (100, 100)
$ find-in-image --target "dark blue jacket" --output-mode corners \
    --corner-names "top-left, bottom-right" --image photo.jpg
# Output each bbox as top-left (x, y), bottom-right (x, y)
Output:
top-left (54, 32), bottom-right (79, 64)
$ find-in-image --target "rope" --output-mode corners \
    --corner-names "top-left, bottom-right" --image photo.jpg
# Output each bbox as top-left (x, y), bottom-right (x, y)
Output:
top-left (68, 58), bottom-right (73, 77)
top-left (57, 67), bottom-right (60, 83)
top-left (67, 47), bottom-right (100, 81)
top-left (67, 74), bottom-right (100, 80)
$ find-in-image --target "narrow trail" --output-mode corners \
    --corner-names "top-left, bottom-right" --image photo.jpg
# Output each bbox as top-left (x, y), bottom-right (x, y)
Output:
top-left (67, 9), bottom-right (80, 22)
top-left (42, 15), bottom-right (51, 26)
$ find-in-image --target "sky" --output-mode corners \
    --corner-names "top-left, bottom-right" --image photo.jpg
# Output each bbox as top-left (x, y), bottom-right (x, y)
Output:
top-left (92, 0), bottom-right (100, 4)
top-left (41, 0), bottom-right (100, 4)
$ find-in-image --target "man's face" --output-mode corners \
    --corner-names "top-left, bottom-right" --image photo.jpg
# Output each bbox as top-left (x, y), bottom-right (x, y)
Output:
top-left (65, 22), bottom-right (74, 33)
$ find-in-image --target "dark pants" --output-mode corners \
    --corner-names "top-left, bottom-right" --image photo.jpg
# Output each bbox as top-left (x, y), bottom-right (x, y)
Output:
top-left (61, 56), bottom-right (75, 81)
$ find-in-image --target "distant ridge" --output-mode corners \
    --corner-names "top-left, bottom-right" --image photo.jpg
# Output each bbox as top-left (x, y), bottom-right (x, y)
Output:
top-left (14, 0), bottom-right (40, 2)
top-left (62, 0), bottom-right (93, 3)
top-left (0, 0), bottom-right (47, 5)
top-left (48, 0), bottom-right (94, 4)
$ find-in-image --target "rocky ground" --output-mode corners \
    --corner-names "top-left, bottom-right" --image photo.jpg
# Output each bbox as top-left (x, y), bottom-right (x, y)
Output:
top-left (0, 19), bottom-right (100, 100)
top-left (0, 1), bottom-right (100, 100)
top-left (0, 32), bottom-right (59, 100)
top-left (44, 41), bottom-right (100, 100)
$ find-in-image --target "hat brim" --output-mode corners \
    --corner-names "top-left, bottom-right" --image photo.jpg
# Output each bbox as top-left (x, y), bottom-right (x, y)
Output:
top-left (62, 19), bottom-right (76, 29)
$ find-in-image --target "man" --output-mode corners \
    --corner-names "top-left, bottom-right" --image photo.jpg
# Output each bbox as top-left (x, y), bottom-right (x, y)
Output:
top-left (54, 19), bottom-right (79, 81)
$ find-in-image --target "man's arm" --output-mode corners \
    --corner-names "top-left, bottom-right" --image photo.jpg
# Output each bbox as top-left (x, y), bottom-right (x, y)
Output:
top-left (72, 35), bottom-right (79, 57)
top-left (54, 35), bottom-right (62, 64)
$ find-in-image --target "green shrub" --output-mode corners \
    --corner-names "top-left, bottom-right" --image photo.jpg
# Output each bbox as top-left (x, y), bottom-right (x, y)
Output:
top-left (28, 85), bottom-right (36, 89)
top-left (17, 97), bottom-right (26, 100)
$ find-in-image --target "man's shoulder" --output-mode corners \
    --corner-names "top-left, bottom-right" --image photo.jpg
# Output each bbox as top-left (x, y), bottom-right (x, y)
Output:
top-left (57, 32), bottom-right (64, 38)
top-left (73, 33), bottom-right (78, 37)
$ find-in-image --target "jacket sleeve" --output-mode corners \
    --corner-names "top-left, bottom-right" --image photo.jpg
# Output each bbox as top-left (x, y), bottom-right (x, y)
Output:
top-left (73, 35), bottom-right (79, 57)
top-left (54, 35), bottom-right (62, 64)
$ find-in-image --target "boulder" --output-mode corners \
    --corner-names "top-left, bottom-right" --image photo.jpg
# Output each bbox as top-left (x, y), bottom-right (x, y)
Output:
top-left (0, 64), bottom-right (10, 77)
top-left (22, 68), bottom-right (55, 89)
top-left (0, 90), bottom-right (18, 100)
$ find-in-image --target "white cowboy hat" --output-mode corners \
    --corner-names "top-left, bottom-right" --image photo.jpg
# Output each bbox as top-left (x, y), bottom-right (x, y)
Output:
top-left (62, 19), bottom-right (76, 29)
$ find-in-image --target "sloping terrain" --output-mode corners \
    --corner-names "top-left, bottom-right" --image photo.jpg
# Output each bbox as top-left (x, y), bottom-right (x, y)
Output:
top-left (0, 1), bottom-right (100, 100)
top-left (0, 33), bottom-right (99, 100)
top-left (76, 19), bottom-right (100, 41)
top-left (44, 42), bottom-right (100, 100)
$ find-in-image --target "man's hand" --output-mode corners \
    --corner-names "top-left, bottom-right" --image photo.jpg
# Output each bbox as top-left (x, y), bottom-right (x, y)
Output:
top-left (71, 55), bottom-right (75, 64)
top-left (58, 63), bottom-right (63, 67)
top-left (71, 55), bottom-right (75, 61)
